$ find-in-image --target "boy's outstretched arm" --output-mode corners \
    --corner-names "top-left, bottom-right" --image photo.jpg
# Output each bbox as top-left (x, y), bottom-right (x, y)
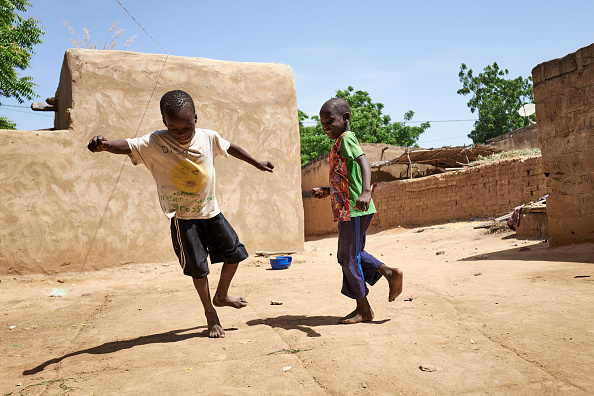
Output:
top-left (88, 135), bottom-right (131, 155)
top-left (355, 154), bottom-right (372, 211)
top-left (228, 143), bottom-right (274, 172)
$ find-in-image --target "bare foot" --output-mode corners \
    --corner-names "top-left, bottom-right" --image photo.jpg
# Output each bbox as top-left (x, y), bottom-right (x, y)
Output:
top-left (213, 294), bottom-right (248, 309)
top-left (205, 310), bottom-right (225, 338)
top-left (386, 268), bottom-right (403, 302)
top-left (339, 308), bottom-right (374, 324)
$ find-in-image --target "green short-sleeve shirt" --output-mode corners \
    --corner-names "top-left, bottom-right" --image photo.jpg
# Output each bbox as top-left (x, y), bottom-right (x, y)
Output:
top-left (339, 132), bottom-right (376, 218)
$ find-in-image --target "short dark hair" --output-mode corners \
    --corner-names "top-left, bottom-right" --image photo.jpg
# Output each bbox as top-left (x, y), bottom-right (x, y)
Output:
top-left (160, 90), bottom-right (195, 115)
top-left (320, 97), bottom-right (350, 116)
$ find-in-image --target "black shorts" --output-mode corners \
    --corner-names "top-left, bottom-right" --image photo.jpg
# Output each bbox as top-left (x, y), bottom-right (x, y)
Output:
top-left (170, 212), bottom-right (249, 279)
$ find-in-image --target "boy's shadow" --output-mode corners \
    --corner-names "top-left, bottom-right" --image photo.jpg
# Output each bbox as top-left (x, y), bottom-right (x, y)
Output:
top-left (246, 315), bottom-right (389, 337)
top-left (23, 325), bottom-right (219, 375)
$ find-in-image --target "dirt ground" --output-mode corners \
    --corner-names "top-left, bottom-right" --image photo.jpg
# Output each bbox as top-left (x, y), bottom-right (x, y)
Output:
top-left (2, 221), bottom-right (593, 396)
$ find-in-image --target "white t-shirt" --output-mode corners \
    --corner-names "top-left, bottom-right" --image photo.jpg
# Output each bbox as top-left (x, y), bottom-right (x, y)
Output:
top-left (126, 128), bottom-right (230, 219)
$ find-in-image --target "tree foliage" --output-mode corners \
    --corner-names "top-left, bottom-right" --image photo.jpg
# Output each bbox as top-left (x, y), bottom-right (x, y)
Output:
top-left (299, 110), bottom-right (332, 165)
top-left (457, 62), bottom-right (534, 144)
top-left (300, 86), bottom-right (430, 165)
top-left (336, 86), bottom-right (430, 147)
top-left (0, 0), bottom-right (44, 129)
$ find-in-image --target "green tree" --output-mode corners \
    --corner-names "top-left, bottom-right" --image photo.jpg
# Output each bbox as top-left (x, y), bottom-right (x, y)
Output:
top-left (299, 109), bottom-right (332, 165)
top-left (457, 62), bottom-right (534, 144)
top-left (0, 0), bottom-right (44, 129)
top-left (300, 86), bottom-right (430, 165)
top-left (337, 86), bottom-right (430, 147)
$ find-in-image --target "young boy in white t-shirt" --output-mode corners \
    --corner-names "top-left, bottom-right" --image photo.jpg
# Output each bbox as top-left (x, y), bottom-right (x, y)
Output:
top-left (88, 90), bottom-right (274, 338)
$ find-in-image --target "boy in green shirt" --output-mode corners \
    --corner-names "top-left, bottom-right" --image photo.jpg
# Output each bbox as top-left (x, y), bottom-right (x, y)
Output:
top-left (313, 98), bottom-right (403, 323)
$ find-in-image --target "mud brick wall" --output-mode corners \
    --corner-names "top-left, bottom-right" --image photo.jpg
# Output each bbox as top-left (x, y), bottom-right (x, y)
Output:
top-left (304, 156), bottom-right (547, 235)
top-left (486, 124), bottom-right (540, 151)
top-left (532, 43), bottom-right (594, 247)
top-left (371, 157), bottom-right (547, 228)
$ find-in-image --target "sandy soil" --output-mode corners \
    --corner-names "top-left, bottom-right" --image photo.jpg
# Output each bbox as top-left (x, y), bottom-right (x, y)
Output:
top-left (2, 221), bottom-right (593, 395)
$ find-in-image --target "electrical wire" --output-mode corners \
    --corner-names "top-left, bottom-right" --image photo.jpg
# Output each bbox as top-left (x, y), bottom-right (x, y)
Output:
top-left (301, 118), bottom-right (479, 125)
top-left (114, 0), bottom-right (168, 55)
top-left (80, 1), bottom-right (169, 271)
top-left (0, 106), bottom-right (53, 117)
top-left (0, 103), bottom-right (31, 108)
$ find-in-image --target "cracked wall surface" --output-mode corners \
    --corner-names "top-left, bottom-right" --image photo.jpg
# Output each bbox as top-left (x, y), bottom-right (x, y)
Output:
top-left (533, 43), bottom-right (594, 247)
top-left (0, 49), bottom-right (303, 274)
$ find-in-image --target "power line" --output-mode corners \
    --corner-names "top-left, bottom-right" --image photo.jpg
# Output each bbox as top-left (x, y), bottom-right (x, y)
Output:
top-left (417, 135), bottom-right (471, 144)
top-left (0, 107), bottom-right (54, 117)
top-left (0, 103), bottom-right (31, 108)
top-left (114, 0), bottom-right (168, 54)
top-left (81, 0), bottom-right (170, 271)
top-left (2, 103), bottom-right (481, 125)
top-left (301, 118), bottom-right (479, 125)
top-left (407, 119), bottom-right (478, 124)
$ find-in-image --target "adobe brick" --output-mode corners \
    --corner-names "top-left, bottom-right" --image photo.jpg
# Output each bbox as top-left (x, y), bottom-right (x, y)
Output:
top-left (534, 75), bottom-right (567, 100)
top-left (537, 52), bottom-right (578, 81)
top-left (578, 43), bottom-right (594, 67)
top-left (549, 216), bottom-right (594, 237)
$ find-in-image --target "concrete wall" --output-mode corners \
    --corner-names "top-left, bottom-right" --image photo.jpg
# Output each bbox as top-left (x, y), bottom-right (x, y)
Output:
top-left (532, 43), bottom-right (594, 247)
top-left (0, 49), bottom-right (303, 275)
top-left (304, 156), bottom-right (547, 235)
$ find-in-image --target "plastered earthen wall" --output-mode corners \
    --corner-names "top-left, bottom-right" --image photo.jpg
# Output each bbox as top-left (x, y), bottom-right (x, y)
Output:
top-left (359, 143), bottom-right (405, 163)
top-left (301, 155), bottom-right (329, 192)
top-left (486, 124), bottom-right (540, 151)
top-left (0, 49), bottom-right (303, 275)
top-left (532, 43), bottom-right (594, 247)
top-left (301, 143), bottom-right (405, 192)
top-left (304, 156), bottom-right (547, 236)
top-left (371, 163), bottom-right (440, 183)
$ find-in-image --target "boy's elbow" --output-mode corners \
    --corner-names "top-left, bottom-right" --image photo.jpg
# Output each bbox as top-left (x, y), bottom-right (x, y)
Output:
top-left (356, 154), bottom-right (370, 166)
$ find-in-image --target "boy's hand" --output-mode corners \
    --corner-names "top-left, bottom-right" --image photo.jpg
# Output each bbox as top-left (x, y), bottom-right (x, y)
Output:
top-left (312, 187), bottom-right (330, 199)
top-left (88, 135), bottom-right (110, 152)
top-left (256, 161), bottom-right (274, 172)
top-left (356, 191), bottom-right (372, 211)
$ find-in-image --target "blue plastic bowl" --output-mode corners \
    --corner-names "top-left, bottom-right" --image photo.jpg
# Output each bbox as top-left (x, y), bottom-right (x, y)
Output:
top-left (270, 257), bottom-right (290, 270)
top-left (275, 256), bottom-right (293, 264)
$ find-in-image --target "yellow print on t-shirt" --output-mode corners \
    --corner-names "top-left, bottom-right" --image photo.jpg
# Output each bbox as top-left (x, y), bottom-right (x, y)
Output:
top-left (171, 160), bottom-right (208, 194)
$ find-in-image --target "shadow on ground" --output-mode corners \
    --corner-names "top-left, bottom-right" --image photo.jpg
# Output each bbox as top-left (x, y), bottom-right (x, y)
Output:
top-left (246, 315), bottom-right (390, 337)
top-left (460, 241), bottom-right (594, 264)
top-left (23, 326), bottom-right (209, 375)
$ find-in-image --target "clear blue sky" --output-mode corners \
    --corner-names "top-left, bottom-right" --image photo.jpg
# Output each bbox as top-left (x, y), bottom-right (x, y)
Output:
top-left (3, 0), bottom-right (593, 148)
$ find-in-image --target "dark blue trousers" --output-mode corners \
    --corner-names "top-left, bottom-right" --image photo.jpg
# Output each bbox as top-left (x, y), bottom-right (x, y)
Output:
top-left (337, 214), bottom-right (383, 299)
